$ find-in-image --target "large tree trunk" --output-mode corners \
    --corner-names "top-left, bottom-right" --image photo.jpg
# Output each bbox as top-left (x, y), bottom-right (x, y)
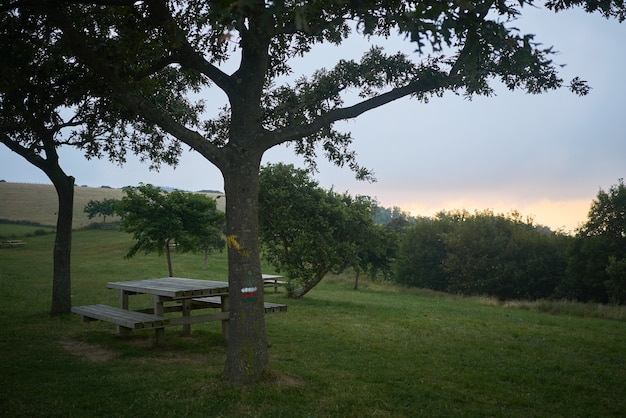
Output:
top-left (1, 136), bottom-right (75, 316)
top-left (49, 172), bottom-right (74, 316)
top-left (221, 152), bottom-right (269, 384)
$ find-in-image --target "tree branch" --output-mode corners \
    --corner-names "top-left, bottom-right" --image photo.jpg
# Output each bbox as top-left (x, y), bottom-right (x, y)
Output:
top-left (267, 71), bottom-right (454, 148)
top-left (144, 0), bottom-right (235, 95)
top-left (45, 7), bottom-right (226, 167)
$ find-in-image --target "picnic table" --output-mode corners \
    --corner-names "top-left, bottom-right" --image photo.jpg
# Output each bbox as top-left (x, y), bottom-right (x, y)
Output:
top-left (72, 276), bottom-right (286, 343)
top-left (263, 274), bottom-right (287, 292)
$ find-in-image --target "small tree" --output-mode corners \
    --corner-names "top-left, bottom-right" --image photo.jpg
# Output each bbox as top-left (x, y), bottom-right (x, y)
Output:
top-left (351, 222), bottom-right (398, 290)
top-left (167, 190), bottom-right (226, 270)
top-left (348, 197), bottom-right (403, 289)
top-left (117, 184), bottom-right (225, 276)
top-left (84, 198), bottom-right (119, 224)
top-left (259, 163), bottom-right (381, 297)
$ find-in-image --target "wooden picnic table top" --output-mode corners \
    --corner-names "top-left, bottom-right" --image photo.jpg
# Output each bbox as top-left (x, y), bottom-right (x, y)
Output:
top-left (262, 274), bottom-right (283, 281)
top-left (106, 277), bottom-right (229, 299)
top-left (106, 275), bottom-right (283, 299)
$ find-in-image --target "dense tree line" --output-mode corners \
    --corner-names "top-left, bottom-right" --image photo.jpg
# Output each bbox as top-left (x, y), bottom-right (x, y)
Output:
top-left (259, 167), bottom-right (626, 305)
top-left (392, 181), bottom-right (626, 305)
top-left (395, 210), bottom-right (570, 301)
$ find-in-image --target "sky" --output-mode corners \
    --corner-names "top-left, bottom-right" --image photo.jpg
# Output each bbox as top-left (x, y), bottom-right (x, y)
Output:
top-left (1, 5), bottom-right (625, 234)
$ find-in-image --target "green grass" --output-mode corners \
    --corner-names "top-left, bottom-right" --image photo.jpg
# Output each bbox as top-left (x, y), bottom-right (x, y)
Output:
top-left (0, 223), bottom-right (55, 239)
top-left (1, 230), bottom-right (626, 417)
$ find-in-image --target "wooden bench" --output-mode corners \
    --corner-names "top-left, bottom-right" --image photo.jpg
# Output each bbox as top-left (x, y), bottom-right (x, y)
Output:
top-left (71, 304), bottom-right (170, 340)
top-left (191, 296), bottom-right (287, 314)
top-left (72, 299), bottom-right (286, 342)
top-left (0, 240), bottom-right (25, 248)
top-left (263, 302), bottom-right (289, 314)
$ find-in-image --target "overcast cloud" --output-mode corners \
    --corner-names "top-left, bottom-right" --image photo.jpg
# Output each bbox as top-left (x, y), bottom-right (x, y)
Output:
top-left (1, 6), bottom-right (624, 233)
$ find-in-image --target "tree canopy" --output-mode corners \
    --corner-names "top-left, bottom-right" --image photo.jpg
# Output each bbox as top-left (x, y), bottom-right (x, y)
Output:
top-left (4, 0), bottom-right (625, 383)
top-left (117, 184), bottom-right (225, 277)
top-left (0, 5), bottom-right (188, 315)
top-left (258, 163), bottom-right (391, 297)
top-left (84, 198), bottom-right (119, 224)
top-left (395, 210), bottom-right (570, 300)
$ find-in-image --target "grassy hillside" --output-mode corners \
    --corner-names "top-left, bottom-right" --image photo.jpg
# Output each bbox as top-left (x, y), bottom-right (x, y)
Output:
top-left (0, 182), bottom-right (224, 230)
top-left (1, 229), bottom-right (625, 417)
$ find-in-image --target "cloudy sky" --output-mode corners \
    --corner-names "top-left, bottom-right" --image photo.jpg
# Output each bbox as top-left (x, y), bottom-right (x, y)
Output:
top-left (1, 5), bottom-right (624, 233)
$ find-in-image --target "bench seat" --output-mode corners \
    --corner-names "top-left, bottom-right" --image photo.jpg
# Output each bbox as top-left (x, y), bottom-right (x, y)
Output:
top-left (0, 240), bottom-right (25, 248)
top-left (71, 304), bottom-right (170, 329)
top-left (191, 296), bottom-right (287, 313)
top-left (263, 302), bottom-right (288, 313)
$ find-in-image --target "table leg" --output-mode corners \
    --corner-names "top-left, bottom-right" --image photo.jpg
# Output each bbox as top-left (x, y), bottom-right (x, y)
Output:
top-left (153, 296), bottom-right (166, 343)
top-left (181, 299), bottom-right (191, 336)
top-left (221, 294), bottom-right (230, 342)
top-left (119, 290), bottom-right (129, 309)
top-left (153, 295), bottom-right (165, 316)
top-left (117, 290), bottom-right (130, 336)
top-left (155, 328), bottom-right (164, 343)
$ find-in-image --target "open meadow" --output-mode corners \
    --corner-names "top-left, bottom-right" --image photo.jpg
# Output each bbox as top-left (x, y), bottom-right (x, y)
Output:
top-left (1, 227), bottom-right (625, 417)
top-left (0, 182), bottom-right (224, 230)
top-left (0, 182), bottom-right (125, 229)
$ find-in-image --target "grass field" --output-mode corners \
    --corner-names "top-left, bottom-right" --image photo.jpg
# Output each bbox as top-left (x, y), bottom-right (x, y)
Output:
top-left (0, 223), bottom-right (55, 239)
top-left (1, 229), bottom-right (625, 417)
top-left (0, 182), bottom-right (224, 230)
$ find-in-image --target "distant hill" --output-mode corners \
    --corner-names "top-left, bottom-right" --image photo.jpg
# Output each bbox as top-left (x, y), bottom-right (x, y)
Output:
top-left (0, 182), bottom-right (225, 229)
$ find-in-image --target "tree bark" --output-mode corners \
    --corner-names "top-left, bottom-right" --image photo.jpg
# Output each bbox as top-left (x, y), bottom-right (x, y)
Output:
top-left (49, 171), bottom-right (74, 316)
top-left (221, 151), bottom-right (269, 383)
top-left (1, 136), bottom-right (75, 316)
top-left (290, 272), bottom-right (327, 299)
top-left (202, 249), bottom-right (209, 270)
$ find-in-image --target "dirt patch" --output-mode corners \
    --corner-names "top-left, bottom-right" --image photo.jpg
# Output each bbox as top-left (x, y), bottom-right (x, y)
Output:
top-left (58, 339), bottom-right (307, 388)
top-left (58, 339), bottom-right (117, 363)
top-left (133, 350), bottom-right (215, 367)
top-left (265, 370), bottom-right (308, 388)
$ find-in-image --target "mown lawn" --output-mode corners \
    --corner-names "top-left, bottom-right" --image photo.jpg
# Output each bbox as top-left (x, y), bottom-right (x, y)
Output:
top-left (1, 229), bottom-right (625, 417)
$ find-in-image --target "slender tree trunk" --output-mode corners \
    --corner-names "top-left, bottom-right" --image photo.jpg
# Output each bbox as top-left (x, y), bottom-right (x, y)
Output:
top-left (50, 173), bottom-right (74, 316)
top-left (291, 271), bottom-right (328, 298)
top-left (221, 152), bottom-right (269, 384)
top-left (165, 238), bottom-right (174, 277)
top-left (202, 249), bottom-right (209, 270)
top-left (354, 270), bottom-right (360, 290)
